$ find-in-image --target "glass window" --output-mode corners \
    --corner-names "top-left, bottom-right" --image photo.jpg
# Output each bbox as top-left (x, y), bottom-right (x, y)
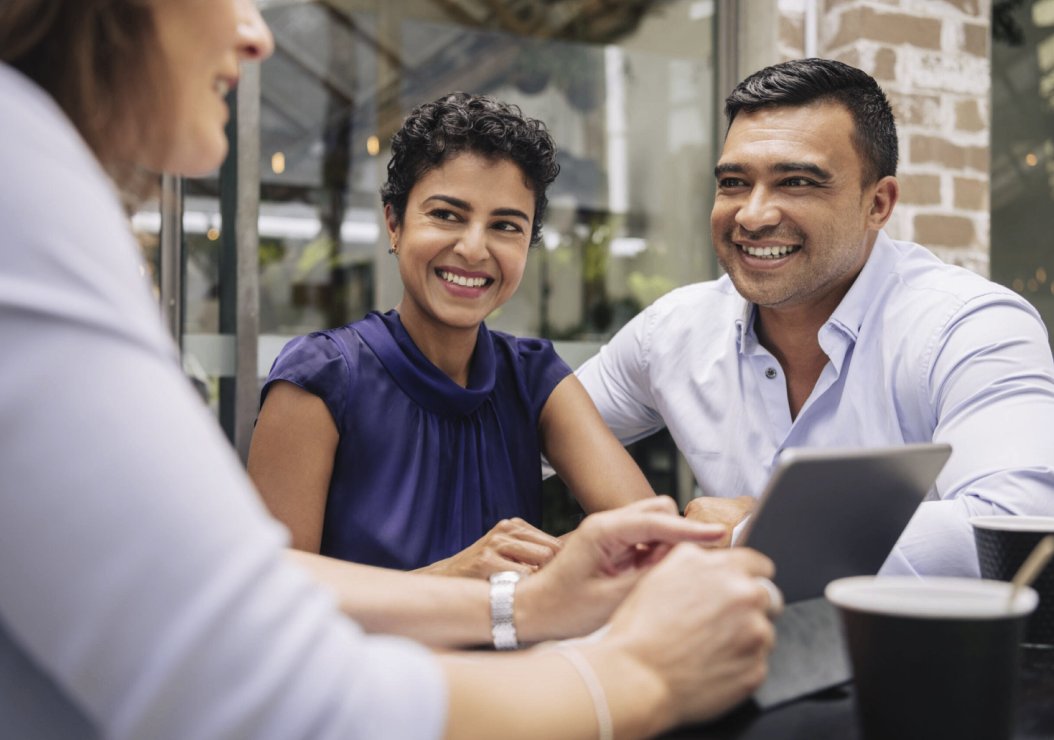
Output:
top-left (255, 0), bottom-right (719, 357)
top-left (991, 0), bottom-right (1054, 345)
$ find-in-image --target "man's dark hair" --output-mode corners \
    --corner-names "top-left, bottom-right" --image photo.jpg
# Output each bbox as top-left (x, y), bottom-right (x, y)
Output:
top-left (381, 92), bottom-right (560, 246)
top-left (725, 58), bottom-right (898, 184)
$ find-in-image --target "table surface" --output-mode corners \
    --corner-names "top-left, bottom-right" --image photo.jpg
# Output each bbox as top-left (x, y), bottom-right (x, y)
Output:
top-left (663, 646), bottom-right (1054, 739)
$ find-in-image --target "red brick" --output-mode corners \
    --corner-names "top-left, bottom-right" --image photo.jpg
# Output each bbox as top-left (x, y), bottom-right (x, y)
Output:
top-left (898, 173), bottom-right (942, 205)
top-left (954, 176), bottom-right (988, 210)
top-left (963, 22), bottom-right (988, 57)
top-left (910, 135), bottom-right (987, 173)
top-left (828, 8), bottom-right (942, 51)
top-left (914, 214), bottom-right (976, 247)
top-left (873, 46), bottom-right (897, 81)
top-left (955, 98), bottom-right (985, 133)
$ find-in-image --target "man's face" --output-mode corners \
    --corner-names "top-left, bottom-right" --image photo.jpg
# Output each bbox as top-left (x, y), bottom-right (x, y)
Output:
top-left (710, 101), bottom-right (893, 319)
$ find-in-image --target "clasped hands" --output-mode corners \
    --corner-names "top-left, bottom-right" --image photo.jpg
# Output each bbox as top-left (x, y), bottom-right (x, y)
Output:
top-left (417, 516), bottom-right (564, 578)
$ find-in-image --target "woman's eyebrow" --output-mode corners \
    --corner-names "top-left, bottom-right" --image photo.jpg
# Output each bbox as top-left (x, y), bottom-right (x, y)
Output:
top-left (423, 194), bottom-right (471, 210)
top-left (424, 194), bottom-right (529, 222)
top-left (491, 207), bottom-right (530, 222)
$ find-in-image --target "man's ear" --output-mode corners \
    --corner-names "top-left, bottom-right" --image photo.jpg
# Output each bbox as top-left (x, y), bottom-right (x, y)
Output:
top-left (867, 175), bottom-right (899, 230)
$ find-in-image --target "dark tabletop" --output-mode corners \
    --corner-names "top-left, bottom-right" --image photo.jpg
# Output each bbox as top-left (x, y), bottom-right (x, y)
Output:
top-left (663, 647), bottom-right (1054, 739)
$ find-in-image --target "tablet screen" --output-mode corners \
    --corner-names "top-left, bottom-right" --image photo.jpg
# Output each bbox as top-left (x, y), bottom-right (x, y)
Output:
top-left (738, 443), bottom-right (952, 603)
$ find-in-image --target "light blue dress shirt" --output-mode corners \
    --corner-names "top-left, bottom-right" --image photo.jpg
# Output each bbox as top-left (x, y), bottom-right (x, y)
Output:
top-left (578, 232), bottom-right (1054, 576)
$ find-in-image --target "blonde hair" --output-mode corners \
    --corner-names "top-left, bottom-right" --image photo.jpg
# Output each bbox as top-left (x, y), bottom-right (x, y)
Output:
top-left (0, 0), bottom-right (170, 203)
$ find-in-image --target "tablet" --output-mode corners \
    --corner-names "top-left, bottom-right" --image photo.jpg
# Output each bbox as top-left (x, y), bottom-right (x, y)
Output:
top-left (738, 443), bottom-right (952, 604)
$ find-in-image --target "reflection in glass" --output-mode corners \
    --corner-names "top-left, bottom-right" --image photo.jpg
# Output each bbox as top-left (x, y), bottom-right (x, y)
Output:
top-left (992, 0), bottom-right (1054, 347)
top-left (255, 0), bottom-right (717, 348)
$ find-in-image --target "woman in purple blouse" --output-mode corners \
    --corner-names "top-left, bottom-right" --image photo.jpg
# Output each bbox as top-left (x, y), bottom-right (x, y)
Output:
top-left (248, 93), bottom-right (656, 576)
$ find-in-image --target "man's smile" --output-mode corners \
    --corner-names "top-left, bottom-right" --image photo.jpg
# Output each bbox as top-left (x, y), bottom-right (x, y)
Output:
top-left (736, 243), bottom-right (801, 260)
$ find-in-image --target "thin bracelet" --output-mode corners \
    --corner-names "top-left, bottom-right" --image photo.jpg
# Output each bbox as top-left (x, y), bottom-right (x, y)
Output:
top-left (556, 647), bottom-right (614, 740)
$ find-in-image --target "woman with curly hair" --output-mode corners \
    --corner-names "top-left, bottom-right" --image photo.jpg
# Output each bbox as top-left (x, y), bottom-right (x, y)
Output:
top-left (248, 93), bottom-right (657, 576)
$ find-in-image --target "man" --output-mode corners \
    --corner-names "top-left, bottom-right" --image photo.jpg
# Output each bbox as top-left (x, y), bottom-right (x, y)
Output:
top-left (577, 58), bottom-right (1054, 577)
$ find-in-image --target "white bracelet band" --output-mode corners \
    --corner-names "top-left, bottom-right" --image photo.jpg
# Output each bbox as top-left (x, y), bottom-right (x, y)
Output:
top-left (557, 647), bottom-right (613, 740)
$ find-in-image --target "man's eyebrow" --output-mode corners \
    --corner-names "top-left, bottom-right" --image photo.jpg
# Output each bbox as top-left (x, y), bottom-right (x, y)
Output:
top-left (773, 162), bottom-right (832, 180)
top-left (713, 162), bottom-right (833, 180)
top-left (714, 163), bottom-right (745, 178)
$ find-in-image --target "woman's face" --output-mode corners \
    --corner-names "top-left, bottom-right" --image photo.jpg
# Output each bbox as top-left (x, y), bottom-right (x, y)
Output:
top-left (388, 152), bottom-right (535, 338)
top-left (151, 0), bottom-right (273, 176)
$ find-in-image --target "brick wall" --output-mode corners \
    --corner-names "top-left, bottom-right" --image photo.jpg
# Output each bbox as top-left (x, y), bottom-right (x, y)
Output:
top-left (740, 0), bottom-right (992, 275)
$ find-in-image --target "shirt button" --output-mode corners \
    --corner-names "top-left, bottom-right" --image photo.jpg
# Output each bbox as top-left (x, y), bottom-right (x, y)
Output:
top-left (765, 367), bottom-right (778, 379)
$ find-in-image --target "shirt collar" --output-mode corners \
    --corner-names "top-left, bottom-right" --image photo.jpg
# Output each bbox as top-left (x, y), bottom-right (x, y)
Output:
top-left (734, 295), bottom-right (758, 354)
top-left (731, 229), bottom-right (896, 355)
top-left (826, 229), bottom-right (897, 341)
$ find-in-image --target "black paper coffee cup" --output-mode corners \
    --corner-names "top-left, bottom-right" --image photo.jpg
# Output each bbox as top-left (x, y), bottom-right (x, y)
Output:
top-left (827, 576), bottom-right (1036, 740)
top-left (972, 516), bottom-right (1054, 647)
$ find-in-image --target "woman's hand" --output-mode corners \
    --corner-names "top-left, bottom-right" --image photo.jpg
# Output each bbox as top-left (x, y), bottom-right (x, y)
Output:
top-left (417, 518), bottom-right (563, 579)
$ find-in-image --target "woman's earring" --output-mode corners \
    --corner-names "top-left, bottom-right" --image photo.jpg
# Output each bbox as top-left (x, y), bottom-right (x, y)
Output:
top-left (388, 242), bottom-right (398, 256)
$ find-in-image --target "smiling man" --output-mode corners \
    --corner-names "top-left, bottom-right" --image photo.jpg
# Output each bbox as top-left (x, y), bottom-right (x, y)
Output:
top-left (577, 58), bottom-right (1054, 577)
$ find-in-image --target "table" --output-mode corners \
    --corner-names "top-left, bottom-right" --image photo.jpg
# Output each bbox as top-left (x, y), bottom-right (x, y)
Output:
top-left (663, 647), bottom-right (1054, 739)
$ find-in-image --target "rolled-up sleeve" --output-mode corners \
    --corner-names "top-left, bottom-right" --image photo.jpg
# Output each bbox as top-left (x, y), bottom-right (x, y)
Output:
top-left (576, 306), bottom-right (666, 445)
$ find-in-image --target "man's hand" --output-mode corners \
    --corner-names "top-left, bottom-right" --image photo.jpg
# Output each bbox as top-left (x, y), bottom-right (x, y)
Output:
top-left (416, 519), bottom-right (562, 579)
top-left (683, 495), bottom-right (757, 547)
top-left (516, 496), bottom-right (727, 642)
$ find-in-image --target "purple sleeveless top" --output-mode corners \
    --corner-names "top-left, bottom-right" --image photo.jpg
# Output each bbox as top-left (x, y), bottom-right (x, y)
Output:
top-left (261, 310), bottom-right (571, 569)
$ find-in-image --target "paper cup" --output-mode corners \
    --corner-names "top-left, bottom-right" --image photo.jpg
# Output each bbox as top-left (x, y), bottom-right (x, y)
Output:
top-left (826, 576), bottom-right (1037, 740)
top-left (972, 516), bottom-right (1054, 647)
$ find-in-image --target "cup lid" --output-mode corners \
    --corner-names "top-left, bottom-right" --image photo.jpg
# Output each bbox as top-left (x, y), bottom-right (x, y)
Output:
top-left (969, 515), bottom-right (1054, 532)
top-left (825, 576), bottom-right (1038, 619)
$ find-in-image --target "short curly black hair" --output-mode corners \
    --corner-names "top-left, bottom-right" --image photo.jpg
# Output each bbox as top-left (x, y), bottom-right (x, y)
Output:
top-left (381, 92), bottom-right (560, 246)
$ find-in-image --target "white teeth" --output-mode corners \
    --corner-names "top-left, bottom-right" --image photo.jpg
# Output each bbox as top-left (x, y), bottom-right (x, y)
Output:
top-left (439, 270), bottom-right (489, 288)
top-left (740, 244), bottom-right (798, 259)
top-left (214, 79), bottom-right (231, 97)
